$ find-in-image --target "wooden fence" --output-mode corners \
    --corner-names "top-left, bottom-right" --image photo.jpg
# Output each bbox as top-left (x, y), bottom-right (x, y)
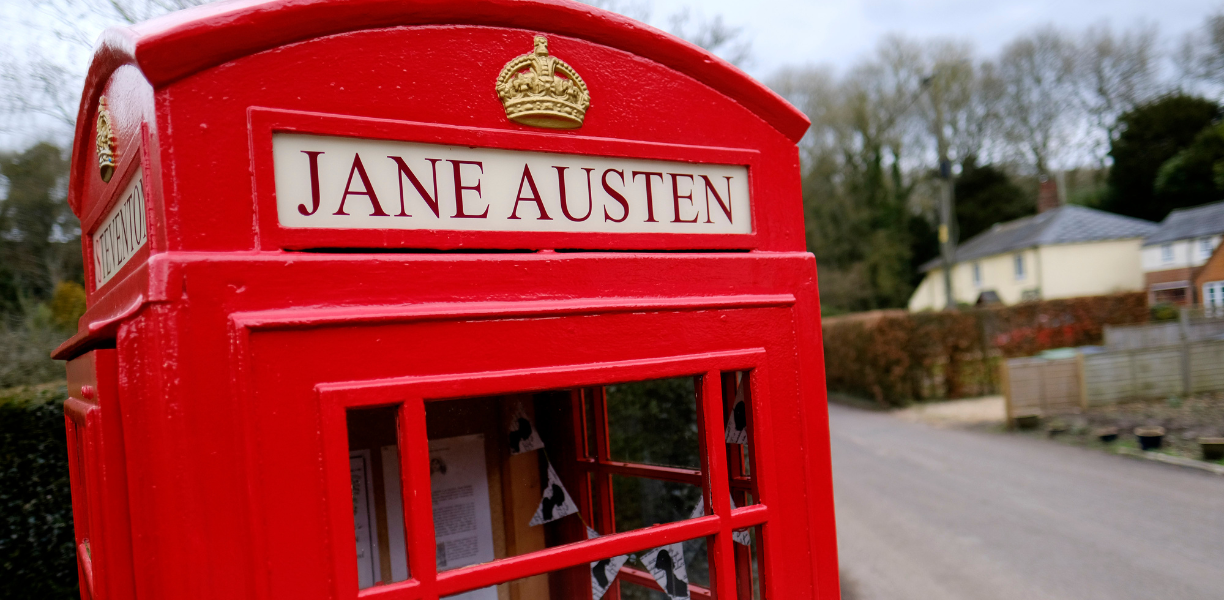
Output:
top-left (1000, 357), bottom-right (1084, 423)
top-left (1001, 338), bottom-right (1224, 423)
top-left (1104, 310), bottom-right (1224, 350)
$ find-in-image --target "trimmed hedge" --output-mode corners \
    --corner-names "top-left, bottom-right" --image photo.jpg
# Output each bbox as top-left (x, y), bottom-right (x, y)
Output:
top-left (0, 383), bottom-right (77, 599)
top-left (823, 293), bottom-right (1148, 406)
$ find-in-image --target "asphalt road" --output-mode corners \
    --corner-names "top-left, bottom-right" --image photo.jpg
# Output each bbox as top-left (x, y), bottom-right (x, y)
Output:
top-left (829, 404), bottom-right (1224, 600)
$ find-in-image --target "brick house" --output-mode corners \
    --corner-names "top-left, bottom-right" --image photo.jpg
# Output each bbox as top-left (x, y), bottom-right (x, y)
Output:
top-left (1196, 241), bottom-right (1224, 309)
top-left (1142, 200), bottom-right (1224, 305)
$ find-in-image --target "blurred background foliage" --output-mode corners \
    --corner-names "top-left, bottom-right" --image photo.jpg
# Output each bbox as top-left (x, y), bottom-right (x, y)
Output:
top-left (0, 383), bottom-right (77, 599)
top-left (605, 377), bottom-right (710, 599)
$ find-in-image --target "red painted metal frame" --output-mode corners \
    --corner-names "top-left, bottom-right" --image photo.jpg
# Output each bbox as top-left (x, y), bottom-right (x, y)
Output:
top-left (317, 350), bottom-right (768, 600)
top-left (248, 108), bottom-right (762, 251)
top-left (572, 371), bottom-right (763, 599)
top-left (66, 0), bottom-right (808, 214)
top-left (64, 399), bottom-right (100, 600)
top-left (56, 2), bottom-right (842, 599)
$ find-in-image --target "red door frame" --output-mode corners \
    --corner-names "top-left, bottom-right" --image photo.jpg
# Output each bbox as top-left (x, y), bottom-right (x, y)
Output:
top-left (317, 349), bottom-right (772, 600)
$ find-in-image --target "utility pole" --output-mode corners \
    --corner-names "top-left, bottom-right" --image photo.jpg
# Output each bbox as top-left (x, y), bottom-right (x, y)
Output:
top-left (923, 74), bottom-right (957, 310)
top-left (939, 158), bottom-right (956, 310)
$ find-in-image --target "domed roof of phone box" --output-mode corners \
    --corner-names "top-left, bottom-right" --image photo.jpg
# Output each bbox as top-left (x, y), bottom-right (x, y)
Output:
top-left (67, 0), bottom-right (810, 215)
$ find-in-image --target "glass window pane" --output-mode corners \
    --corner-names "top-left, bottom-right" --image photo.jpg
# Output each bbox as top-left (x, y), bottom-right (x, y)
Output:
top-left (611, 474), bottom-right (702, 531)
top-left (439, 534), bottom-right (716, 600)
top-left (346, 406), bottom-right (410, 589)
top-left (606, 376), bottom-right (700, 469)
top-left (345, 372), bottom-right (733, 585)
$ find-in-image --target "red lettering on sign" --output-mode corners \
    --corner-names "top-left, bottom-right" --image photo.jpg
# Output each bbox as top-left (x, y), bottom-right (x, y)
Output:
top-left (334, 154), bottom-right (389, 216)
top-left (602, 169), bottom-right (628, 223)
top-left (509, 164), bottom-right (553, 221)
top-left (556, 166), bottom-right (592, 222)
top-left (448, 160), bottom-right (487, 219)
top-left (702, 175), bottom-right (734, 224)
top-left (299, 151), bottom-right (324, 216)
top-left (631, 171), bottom-right (663, 223)
top-left (669, 173), bottom-right (698, 223)
top-left (388, 156), bottom-right (442, 218)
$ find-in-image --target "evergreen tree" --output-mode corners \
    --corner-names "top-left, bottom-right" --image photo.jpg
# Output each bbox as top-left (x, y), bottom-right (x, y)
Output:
top-left (0, 142), bottom-right (81, 316)
top-left (1153, 122), bottom-right (1224, 207)
top-left (954, 159), bottom-right (1034, 242)
top-left (1102, 94), bottom-right (1221, 221)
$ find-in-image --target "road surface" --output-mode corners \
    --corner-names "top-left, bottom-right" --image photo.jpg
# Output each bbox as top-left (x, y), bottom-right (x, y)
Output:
top-left (829, 404), bottom-right (1224, 600)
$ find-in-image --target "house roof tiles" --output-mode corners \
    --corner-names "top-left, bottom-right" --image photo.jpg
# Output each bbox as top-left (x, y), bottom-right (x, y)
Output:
top-left (1142, 200), bottom-right (1224, 246)
top-left (921, 205), bottom-right (1157, 272)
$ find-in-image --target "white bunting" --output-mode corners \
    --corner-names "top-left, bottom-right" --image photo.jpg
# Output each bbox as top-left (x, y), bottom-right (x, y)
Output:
top-left (507, 402), bottom-right (545, 455)
top-left (688, 497), bottom-right (752, 547)
top-left (528, 461), bottom-right (579, 526)
top-left (586, 527), bottom-right (629, 600)
top-left (638, 543), bottom-right (690, 599)
top-left (724, 376), bottom-right (748, 445)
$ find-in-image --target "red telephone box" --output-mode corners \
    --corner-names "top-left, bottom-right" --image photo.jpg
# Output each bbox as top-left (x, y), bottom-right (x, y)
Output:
top-left (54, 2), bottom-right (839, 599)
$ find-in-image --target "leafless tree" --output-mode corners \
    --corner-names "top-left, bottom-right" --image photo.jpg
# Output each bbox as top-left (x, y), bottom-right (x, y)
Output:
top-left (667, 7), bottom-right (752, 67)
top-left (0, 0), bottom-right (211, 145)
top-left (575, 0), bottom-right (651, 24)
top-left (1073, 22), bottom-right (1160, 164)
top-left (579, 1), bottom-right (752, 67)
top-left (1177, 10), bottom-right (1224, 88)
top-left (995, 27), bottom-right (1079, 174)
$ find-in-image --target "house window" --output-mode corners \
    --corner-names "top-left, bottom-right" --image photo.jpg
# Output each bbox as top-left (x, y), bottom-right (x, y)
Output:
top-left (1200, 238), bottom-right (1215, 260)
top-left (1013, 255), bottom-right (1025, 280)
top-left (1153, 286), bottom-right (1188, 305)
top-left (972, 263), bottom-right (982, 287)
top-left (1206, 281), bottom-right (1224, 309)
top-left (1161, 243), bottom-right (1174, 264)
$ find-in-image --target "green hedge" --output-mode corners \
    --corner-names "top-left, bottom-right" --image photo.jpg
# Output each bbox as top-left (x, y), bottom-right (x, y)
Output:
top-left (822, 293), bottom-right (1150, 406)
top-left (0, 383), bottom-right (77, 599)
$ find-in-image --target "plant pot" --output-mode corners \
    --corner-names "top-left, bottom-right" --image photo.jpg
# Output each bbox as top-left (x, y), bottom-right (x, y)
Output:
top-left (1095, 427), bottom-right (1118, 443)
top-left (1200, 437), bottom-right (1224, 461)
top-left (1134, 426), bottom-right (1166, 451)
top-left (1014, 415), bottom-right (1040, 430)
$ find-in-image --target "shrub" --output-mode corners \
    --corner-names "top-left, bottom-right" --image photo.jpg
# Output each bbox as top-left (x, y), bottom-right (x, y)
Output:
top-left (822, 293), bottom-right (1148, 406)
top-left (0, 383), bottom-right (77, 599)
top-left (48, 283), bottom-right (87, 331)
top-left (0, 319), bottom-right (68, 389)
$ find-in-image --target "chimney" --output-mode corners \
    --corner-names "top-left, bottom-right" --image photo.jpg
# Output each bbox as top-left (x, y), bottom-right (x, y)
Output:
top-left (1037, 176), bottom-right (1060, 213)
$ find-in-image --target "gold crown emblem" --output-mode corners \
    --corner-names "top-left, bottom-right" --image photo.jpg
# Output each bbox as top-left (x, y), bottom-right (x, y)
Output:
top-left (96, 97), bottom-right (117, 182)
top-left (496, 36), bottom-right (590, 129)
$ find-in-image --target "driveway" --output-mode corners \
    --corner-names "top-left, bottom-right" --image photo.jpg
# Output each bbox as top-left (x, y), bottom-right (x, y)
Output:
top-left (830, 403), bottom-right (1224, 600)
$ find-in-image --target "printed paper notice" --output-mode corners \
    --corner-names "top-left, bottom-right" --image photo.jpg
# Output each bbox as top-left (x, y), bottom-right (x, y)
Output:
top-left (350, 449), bottom-right (380, 590)
top-left (430, 434), bottom-right (496, 600)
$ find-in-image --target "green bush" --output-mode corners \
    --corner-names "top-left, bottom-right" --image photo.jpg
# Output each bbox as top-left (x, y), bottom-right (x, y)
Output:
top-left (0, 383), bottom-right (78, 599)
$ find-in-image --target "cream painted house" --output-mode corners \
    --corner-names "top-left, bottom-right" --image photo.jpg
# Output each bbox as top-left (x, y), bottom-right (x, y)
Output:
top-left (1139, 200), bottom-right (1224, 305)
top-left (909, 205), bottom-right (1157, 311)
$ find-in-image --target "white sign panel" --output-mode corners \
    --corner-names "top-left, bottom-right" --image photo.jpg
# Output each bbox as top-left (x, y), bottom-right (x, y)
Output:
top-left (273, 134), bottom-right (750, 235)
top-left (92, 174), bottom-right (147, 287)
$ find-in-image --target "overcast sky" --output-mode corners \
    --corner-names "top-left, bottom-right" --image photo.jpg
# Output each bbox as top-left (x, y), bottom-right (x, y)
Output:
top-left (0, 0), bottom-right (1221, 149)
top-left (640, 0), bottom-right (1218, 79)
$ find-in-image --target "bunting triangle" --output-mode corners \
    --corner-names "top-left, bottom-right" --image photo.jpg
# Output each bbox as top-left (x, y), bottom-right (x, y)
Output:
top-left (725, 377), bottom-right (748, 445)
top-left (586, 527), bottom-right (629, 600)
top-left (507, 402), bottom-right (545, 455)
top-left (638, 543), bottom-right (690, 599)
top-left (528, 461), bottom-right (579, 526)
